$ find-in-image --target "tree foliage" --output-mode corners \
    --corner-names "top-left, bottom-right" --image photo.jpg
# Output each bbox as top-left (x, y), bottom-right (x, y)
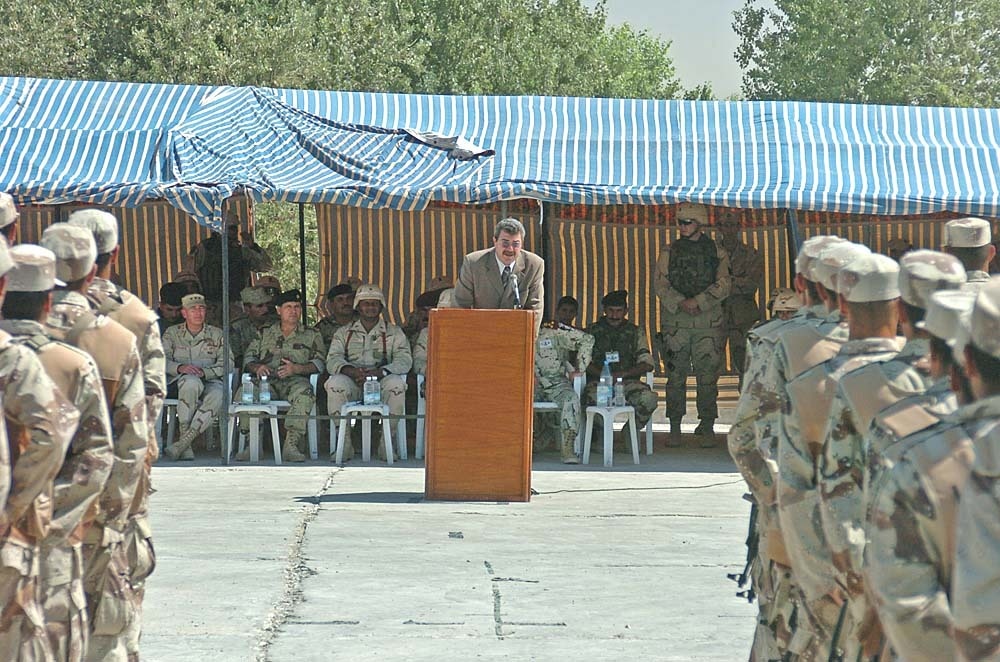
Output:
top-left (734, 0), bottom-right (1000, 106)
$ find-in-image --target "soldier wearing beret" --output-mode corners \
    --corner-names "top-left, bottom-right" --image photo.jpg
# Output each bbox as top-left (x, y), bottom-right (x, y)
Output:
top-left (314, 281), bottom-right (359, 347)
top-left (156, 282), bottom-right (185, 337)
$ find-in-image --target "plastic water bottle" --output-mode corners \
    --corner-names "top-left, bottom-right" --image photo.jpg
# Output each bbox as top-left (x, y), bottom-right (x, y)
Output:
top-left (613, 377), bottom-right (625, 407)
top-left (241, 373), bottom-right (254, 404)
top-left (363, 375), bottom-right (381, 405)
top-left (596, 360), bottom-right (612, 407)
top-left (259, 375), bottom-right (271, 404)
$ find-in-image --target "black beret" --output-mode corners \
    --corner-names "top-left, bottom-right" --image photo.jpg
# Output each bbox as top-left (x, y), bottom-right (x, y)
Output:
top-left (275, 289), bottom-right (303, 306)
top-left (159, 282), bottom-right (186, 306)
top-left (602, 289), bottom-right (629, 307)
top-left (415, 287), bottom-right (446, 308)
top-left (326, 283), bottom-right (355, 299)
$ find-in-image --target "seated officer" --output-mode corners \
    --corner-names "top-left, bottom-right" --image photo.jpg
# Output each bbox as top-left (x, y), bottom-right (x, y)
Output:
top-left (163, 293), bottom-right (230, 460)
top-left (241, 289), bottom-right (325, 462)
top-left (325, 284), bottom-right (412, 461)
top-left (584, 290), bottom-right (658, 442)
top-left (535, 318), bottom-right (594, 464)
top-left (230, 286), bottom-right (273, 371)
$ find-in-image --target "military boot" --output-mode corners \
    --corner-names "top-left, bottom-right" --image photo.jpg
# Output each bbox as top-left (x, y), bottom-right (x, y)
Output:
top-left (166, 426), bottom-right (199, 461)
top-left (666, 418), bottom-right (683, 448)
top-left (695, 419), bottom-right (716, 448)
top-left (560, 433), bottom-right (579, 464)
top-left (282, 432), bottom-right (307, 463)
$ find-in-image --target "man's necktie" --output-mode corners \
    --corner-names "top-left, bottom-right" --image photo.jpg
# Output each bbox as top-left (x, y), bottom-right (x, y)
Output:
top-left (501, 265), bottom-right (511, 286)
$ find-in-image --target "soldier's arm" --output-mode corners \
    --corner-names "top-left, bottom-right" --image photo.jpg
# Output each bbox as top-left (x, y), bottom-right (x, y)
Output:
top-left (383, 328), bottom-right (412, 375)
top-left (242, 243), bottom-right (273, 272)
top-left (162, 327), bottom-right (180, 378)
top-left (727, 341), bottom-right (780, 505)
top-left (305, 330), bottom-right (325, 374)
top-left (48, 358), bottom-right (114, 545)
top-left (243, 330), bottom-right (263, 371)
top-left (694, 244), bottom-right (732, 309)
top-left (864, 468), bottom-right (956, 662)
top-left (413, 329), bottom-right (429, 375)
top-left (632, 329), bottom-right (656, 373)
top-left (1, 349), bottom-right (78, 528)
top-left (653, 247), bottom-right (683, 313)
top-left (325, 327), bottom-right (351, 375)
top-left (141, 320), bottom-right (167, 426)
top-left (100, 345), bottom-right (149, 532)
top-left (204, 329), bottom-right (229, 380)
top-left (574, 332), bottom-right (595, 374)
top-left (731, 246), bottom-right (764, 297)
top-left (452, 255), bottom-right (475, 309)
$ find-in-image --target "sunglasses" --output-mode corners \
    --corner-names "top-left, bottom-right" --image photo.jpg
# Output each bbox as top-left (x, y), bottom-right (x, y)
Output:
top-left (678, 219), bottom-right (696, 226)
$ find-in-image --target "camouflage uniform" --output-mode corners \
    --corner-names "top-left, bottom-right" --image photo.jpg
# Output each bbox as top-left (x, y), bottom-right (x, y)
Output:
top-left (245, 322), bottom-right (325, 452)
top-left (1, 317), bottom-right (115, 662)
top-left (951, 395), bottom-right (1000, 661)
top-left (325, 319), bottom-right (412, 459)
top-left (230, 316), bottom-right (268, 374)
top-left (313, 316), bottom-right (352, 349)
top-left (47, 290), bottom-right (150, 662)
top-left (0, 329), bottom-right (78, 661)
top-left (723, 239), bottom-right (763, 381)
top-left (534, 323), bottom-right (594, 461)
top-left (583, 318), bottom-right (657, 430)
top-left (653, 234), bottom-right (731, 424)
top-left (162, 323), bottom-right (230, 449)
top-left (185, 234), bottom-right (272, 327)
top-left (412, 327), bottom-right (429, 376)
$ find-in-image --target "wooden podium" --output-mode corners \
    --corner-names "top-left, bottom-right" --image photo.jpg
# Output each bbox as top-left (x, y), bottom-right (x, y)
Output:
top-left (424, 309), bottom-right (535, 502)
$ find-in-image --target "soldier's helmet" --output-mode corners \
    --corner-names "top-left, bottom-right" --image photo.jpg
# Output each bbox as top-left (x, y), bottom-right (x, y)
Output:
top-left (354, 284), bottom-right (386, 309)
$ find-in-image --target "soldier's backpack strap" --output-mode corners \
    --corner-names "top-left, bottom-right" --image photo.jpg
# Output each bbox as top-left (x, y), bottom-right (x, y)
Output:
top-left (783, 325), bottom-right (842, 379)
top-left (838, 362), bottom-right (907, 433)
top-left (786, 365), bottom-right (836, 456)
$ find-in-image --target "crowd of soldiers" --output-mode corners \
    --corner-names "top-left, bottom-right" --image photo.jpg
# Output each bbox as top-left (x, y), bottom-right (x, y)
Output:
top-left (0, 196), bottom-right (162, 661)
top-left (727, 216), bottom-right (1000, 661)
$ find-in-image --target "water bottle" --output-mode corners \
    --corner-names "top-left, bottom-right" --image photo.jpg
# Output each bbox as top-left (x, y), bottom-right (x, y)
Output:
top-left (613, 377), bottom-right (625, 407)
top-left (596, 360), bottom-right (612, 407)
top-left (363, 375), bottom-right (381, 405)
top-left (241, 373), bottom-right (254, 404)
top-left (259, 375), bottom-right (271, 404)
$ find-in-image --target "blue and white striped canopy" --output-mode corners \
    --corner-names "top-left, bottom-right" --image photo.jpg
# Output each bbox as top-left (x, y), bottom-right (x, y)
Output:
top-left (3, 76), bottom-right (1000, 228)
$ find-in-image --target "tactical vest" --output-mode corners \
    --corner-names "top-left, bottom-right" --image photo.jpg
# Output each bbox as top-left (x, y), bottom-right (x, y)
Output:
top-left (668, 234), bottom-right (720, 298)
top-left (838, 362), bottom-right (915, 434)
top-left (197, 235), bottom-right (247, 302)
top-left (782, 324), bottom-right (843, 379)
top-left (53, 309), bottom-right (132, 409)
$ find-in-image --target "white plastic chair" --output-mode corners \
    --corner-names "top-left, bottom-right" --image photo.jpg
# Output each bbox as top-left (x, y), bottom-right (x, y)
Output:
top-left (225, 373), bottom-right (320, 463)
top-left (332, 402), bottom-right (396, 465)
top-left (534, 373), bottom-right (585, 455)
top-left (415, 374), bottom-right (427, 460)
top-left (156, 397), bottom-right (180, 451)
top-left (269, 373), bottom-right (320, 460)
top-left (583, 405), bottom-right (640, 468)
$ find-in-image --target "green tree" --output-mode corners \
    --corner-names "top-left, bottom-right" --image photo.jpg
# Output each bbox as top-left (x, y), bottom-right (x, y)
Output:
top-left (734, 0), bottom-right (1000, 106)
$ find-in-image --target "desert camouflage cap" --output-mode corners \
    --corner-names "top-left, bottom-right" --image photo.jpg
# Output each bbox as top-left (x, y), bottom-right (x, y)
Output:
top-left (181, 293), bottom-right (206, 309)
top-left (0, 193), bottom-right (18, 229)
top-left (40, 223), bottom-right (97, 282)
top-left (917, 289), bottom-right (977, 345)
top-left (240, 286), bottom-right (271, 305)
top-left (675, 202), bottom-right (708, 225)
top-left (969, 276), bottom-right (1000, 359)
top-left (0, 236), bottom-right (13, 278)
top-left (795, 235), bottom-right (846, 278)
top-left (898, 250), bottom-right (966, 308)
top-left (771, 288), bottom-right (801, 312)
top-left (943, 217), bottom-right (991, 248)
top-left (7, 244), bottom-right (64, 292)
top-left (67, 208), bottom-right (119, 253)
top-left (436, 288), bottom-right (456, 308)
top-left (837, 253), bottom-right (900, 303)
top-left (813, 242), bottom-right (872, 292)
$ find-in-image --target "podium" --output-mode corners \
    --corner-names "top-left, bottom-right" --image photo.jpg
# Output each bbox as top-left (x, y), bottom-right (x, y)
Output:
top-left (424, 309), bottom-right (535, 502)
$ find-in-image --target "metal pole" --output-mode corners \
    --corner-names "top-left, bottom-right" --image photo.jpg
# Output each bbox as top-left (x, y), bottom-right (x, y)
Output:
top-left (299, 203), bottom-right (308, 325)
top-left (786, 208), bottom-right (803, 277)
top-left (220, 202), bottom-right (232, 465)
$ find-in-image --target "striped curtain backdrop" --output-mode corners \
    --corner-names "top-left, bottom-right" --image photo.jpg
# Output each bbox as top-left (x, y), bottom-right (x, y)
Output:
top-left (315, 205), bottom-right (540, 324)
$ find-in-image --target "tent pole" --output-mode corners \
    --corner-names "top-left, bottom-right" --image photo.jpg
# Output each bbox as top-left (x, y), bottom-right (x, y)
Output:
top-left (221, 203), bottom-right (232, 465)
top-left (299, 203), bottom-right (308, 325)
top-left (785, 208), bottom-right (803, 272)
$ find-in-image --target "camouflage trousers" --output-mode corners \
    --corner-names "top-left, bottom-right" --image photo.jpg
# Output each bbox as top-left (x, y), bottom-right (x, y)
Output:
top-left (534, 380), bottom-right (580, 449)
top-left (0, 539), bottom-right (51, 661)
top-left (39, 542), bottom-right (88, 662)
top-left (660, 326), bottom-right (724, 420)
top-left (238, 375), bottom-right (315, 436)
top-left (82, 527), bottom-right (136, 662)
top-left (176, 375), bottom-right (224, 435)
top-left (583, 380), bottom-right (658, 430)
top-left (122, 517), bottom-right (155, 661)
top-left (325, 374), bottom-right (406, 435)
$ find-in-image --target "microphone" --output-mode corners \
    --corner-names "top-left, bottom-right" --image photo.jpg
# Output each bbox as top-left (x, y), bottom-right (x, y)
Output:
top-left (510, 272), bottom-right (521, 309)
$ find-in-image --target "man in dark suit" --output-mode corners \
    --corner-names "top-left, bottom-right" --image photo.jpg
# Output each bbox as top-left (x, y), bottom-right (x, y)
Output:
top-left (454, 217), bottom-right (545, 330)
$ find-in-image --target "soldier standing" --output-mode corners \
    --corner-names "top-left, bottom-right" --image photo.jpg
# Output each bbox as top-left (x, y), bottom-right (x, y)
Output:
top-left (325, 285), bottom-right (412, 462)
top-left (0, 236), bottom-right (78, 660)
top-left (67, 208), bottom-right (164, 661)
top-left (864, 289), bottom-right (977, 661)
top-left (243, 289), bottom-right (325, 462)
top-left (584, 290), bottom-right (657, 445)
top-left (718, 211), bottom-right (763, 388)
top-left (0, 245), bottom-right (114, 661)
top-left (943, 216), bottom-right (994, 291)
top-left (40, 222), bottom-right (151, 662)
top-left (162, 294), bottom-right (229, 461)
top-left (535, 320), bottom-right (594, 464)
top-left (654, 203), bottom-right (731, 448)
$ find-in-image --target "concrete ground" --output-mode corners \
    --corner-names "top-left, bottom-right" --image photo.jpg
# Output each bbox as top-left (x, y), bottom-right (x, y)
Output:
top-left (142, 425), bottom-right (757, 662)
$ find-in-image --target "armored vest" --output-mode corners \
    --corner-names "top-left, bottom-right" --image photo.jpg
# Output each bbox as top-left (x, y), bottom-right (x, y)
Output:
top-left (668, 234), bottom-right (720, 298)
top-left (197, 235), bottom-right (247, 302)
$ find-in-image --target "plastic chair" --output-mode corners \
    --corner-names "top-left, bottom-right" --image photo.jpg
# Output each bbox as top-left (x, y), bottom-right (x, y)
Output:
top-left (269, 373), bottom-right (320, 460)
top-left (583, 405), bottom-right (640, 468)
top-left (156, 398), bottom-right (180, 451)
top-left (534, 373), bottom-right (585, 455)
top-left (226, 402), bottom-right (282, 464)
top-left (333, 402), bottom-right (396, 465)
top-left (415, 374), bottom-right (427, 460)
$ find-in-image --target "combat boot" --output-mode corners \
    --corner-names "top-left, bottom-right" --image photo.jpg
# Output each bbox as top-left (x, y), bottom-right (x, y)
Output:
top-left (282, 433), bottom-right (306, 463)
top-left (165, 425), bottom-right (199, 461)
top-left (666, 418), bottom-right (683, 448)
top-left (560, 434), bottom-right (579, 464)
top-left (695, 419), bottom-right (716, 448)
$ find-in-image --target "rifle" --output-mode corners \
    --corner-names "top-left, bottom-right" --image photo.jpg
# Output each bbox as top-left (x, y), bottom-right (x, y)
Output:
top-left (727, 493), bottom-right (759, 603)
